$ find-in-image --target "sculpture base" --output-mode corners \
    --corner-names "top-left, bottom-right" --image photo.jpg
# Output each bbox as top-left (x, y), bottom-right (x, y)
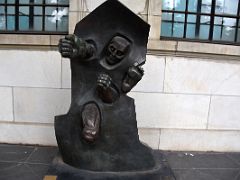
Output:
top-left (45, 151), bottom-right (175, 180)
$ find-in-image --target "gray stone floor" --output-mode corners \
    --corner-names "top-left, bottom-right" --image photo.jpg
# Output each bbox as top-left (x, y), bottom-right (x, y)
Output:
top-left (163, 151), bottom-right (240, 180)
top-left (0, 144), bottom-right (239, 180)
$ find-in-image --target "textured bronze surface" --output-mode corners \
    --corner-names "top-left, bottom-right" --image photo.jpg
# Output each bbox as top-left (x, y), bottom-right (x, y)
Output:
top-left (54, 0), bottom-right (175, 179)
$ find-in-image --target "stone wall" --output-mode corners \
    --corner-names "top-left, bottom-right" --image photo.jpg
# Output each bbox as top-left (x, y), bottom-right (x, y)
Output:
top-left (0, 0), bottom-right (240, 152)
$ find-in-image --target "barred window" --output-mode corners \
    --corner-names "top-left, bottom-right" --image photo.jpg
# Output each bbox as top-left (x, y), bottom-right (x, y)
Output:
top-left (161, 0), bottom-right (240, 45)
top-left (0, 0), bottom-right (69, 34)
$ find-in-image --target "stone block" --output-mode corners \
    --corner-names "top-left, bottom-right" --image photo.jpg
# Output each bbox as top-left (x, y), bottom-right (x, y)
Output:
top-left (129, 92), bottom-right (210, 129)
top-left (147, 40), bottom-right (177, 51)
top-left (50, 35), bottom-right (63, 46)
top-left (208, 96), bottom-right (240, 130)
top-left (86, 0), bottom-right (147, 15)
top-left (132, 55), bottom-right (165, 92)
top-left (0, 123), bottom-right (57, 146)
top-left (68, 11), bottom-right (79, 34)
top-left (159, 129), bottom-right (240, 152)
top-left (85, 0), bottom-right (106, 12)
top-left (0, 34), bottom-right (50, 45)
top-left (0, 87), bottom-right (13, 122)
top-left (69, 0), bottom-right (79, 12)
top-left (165, 57), bottom-right (240, 96)
top-left (138, 128), bottom-right (160, 149)
top-left (148, 0), bottom-right (162, 16)
top-left (0, 50), bottom-right (61, 88)
top-left (62, 58), bottom-right (71, 88)
top-left (14, 88), bottom-right (71, 124)
top-left (177, 41), bottom-right (240, 56)
top-left (148, 15), bottom-right (161, 39)
top-left (119, 0), bottom-right (147, 15)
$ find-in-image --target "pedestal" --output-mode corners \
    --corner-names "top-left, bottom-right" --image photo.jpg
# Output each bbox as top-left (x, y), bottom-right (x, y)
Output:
top-left (45, 151), bottom-right (175, 180)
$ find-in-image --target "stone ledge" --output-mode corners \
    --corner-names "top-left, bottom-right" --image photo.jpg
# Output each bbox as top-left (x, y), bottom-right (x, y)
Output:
top-left (1, 34), bottom-right (239, 58)
top-left (148, 40), bottom-right (177, 52)
top-left (0, 34), bottom-right (62, 46)
top-left (148, 40), bottom-right (240, 58)
top-left (177, 41), bottom-right (240, 56)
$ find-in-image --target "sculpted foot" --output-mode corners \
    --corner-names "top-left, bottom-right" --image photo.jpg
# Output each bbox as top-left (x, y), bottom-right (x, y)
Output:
top-left (82, 103), bottom-right (101, 143)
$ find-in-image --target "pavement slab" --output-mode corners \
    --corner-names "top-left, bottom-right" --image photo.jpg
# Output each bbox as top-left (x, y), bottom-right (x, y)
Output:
top-left (0, 144), bottom-right (240, 180)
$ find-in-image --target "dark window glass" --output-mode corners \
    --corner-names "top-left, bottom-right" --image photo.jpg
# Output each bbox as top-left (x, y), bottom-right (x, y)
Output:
top-left (186, 15), bottom-right (196, 38)
top-left (215, 0), bottom-right (238, 15)
top-left (19, 6), bottom-right (29, 30)
top-left (7, 16), bottom-right (15, 30)
top-left (7, 0), bottom-right (15, 3)
top-left (0, 0), bottom-right (69, 34)
top-left (188, 0), bottom-right (198, 12)
top-left (201, 0), bottom-right (212, 13)
top-left (34, 0), bottom-right (43, 4)
top-left (19, 0), bottom-right (30, 4)
top-left (161, 0), bottom-right (240, 45)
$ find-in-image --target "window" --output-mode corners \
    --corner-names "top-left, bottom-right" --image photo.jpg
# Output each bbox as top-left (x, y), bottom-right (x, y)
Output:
top-left (161, 0), bottom-right (240, 45)
top-left (0, 0), bottom-right (69, 34)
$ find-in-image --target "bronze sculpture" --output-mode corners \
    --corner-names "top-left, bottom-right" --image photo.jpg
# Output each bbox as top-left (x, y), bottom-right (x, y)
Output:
top-left (59, 33), bottom-right (144, 142)
top-left (51, 0), bottom-right (175, 179)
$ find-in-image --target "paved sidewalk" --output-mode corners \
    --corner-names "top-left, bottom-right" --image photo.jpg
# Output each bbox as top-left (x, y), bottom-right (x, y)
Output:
top-left (0, 144), bottom-right (239, 180)
top-left (163, 151), bottom-right (240, 180)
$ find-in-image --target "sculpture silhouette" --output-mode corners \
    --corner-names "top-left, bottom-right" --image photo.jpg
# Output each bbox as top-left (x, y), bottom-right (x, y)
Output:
top-left (53, 0), bottom-right (175, 179)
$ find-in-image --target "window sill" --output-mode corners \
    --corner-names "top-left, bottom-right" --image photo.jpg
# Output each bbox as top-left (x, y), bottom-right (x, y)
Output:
top-left (1, 35), bottom-right (239, 59)
top-left (147, 39), bottom-right (240, 58)
top-left (0, 34), bottom-right (63, 46)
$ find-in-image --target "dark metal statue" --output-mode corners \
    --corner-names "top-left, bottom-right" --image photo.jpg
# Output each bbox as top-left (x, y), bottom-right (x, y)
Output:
top-left (52, 0), bottom-right (175, 179)
top-left (59, 34), bottom-right (144, 142)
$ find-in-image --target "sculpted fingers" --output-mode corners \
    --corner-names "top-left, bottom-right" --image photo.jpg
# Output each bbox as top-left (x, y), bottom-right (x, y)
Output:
top-left (97, 74), bottom-right (112, 88)
top-left (59, 46), bottom-right (72, 58)
top-left (61, 52), bottom-right (71, 57)
top-left (58, 34), bottom-right (95, 59)
top-left (59, 43), bottom-right (72, 52)
top-left (98, 79), bottom-right (111, 88)
top-left (65, 34), bottom-right (81, 47)
top-left (65, 34), bottom-right (75, 42)
top-left (58, 36), bottom-right (75, 58)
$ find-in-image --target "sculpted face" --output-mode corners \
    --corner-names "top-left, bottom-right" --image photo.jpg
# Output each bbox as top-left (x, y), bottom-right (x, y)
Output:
top-left (106, 36), bottom-right (130, 65)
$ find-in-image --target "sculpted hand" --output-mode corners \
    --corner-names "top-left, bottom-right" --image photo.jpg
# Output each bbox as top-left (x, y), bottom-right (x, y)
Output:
top-left (59, 34), bottom-right (80, 58)
top-left (97, 73), bottom-right (119, 103)
top-left (58, 34), bottom-right (94, 59)
top-left (97, 73), bottom-right (112, 90)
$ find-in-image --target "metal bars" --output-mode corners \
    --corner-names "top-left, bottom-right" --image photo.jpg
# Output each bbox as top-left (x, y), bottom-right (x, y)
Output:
top-left (209, 0), bottom-right (216, 40)
top-left (235, 0), bottom-right (240, 42)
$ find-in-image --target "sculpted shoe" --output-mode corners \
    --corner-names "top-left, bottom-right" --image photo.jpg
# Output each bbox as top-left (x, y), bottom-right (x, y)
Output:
top-left (81, 102), bottom-right (101, 142)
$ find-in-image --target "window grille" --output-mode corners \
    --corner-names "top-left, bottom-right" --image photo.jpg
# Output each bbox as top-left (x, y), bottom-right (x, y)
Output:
top-left (161, 0), bottom-right (240, 45)
top-left (0, 0), bottom-right (69, 34)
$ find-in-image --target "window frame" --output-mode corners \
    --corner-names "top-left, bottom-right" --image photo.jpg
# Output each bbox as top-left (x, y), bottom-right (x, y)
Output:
top-left (0, 0), bottom-right (69, 35)
top-left (161, 0), bottom-right (240, 46)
